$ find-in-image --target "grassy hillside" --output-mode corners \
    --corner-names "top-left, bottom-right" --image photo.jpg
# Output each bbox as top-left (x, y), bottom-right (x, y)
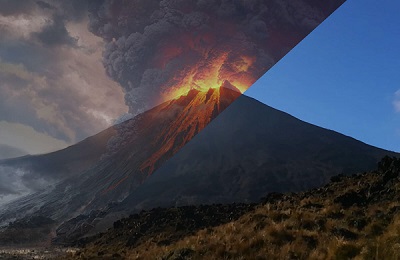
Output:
top-left (65, 156), bottom-right (400, 259)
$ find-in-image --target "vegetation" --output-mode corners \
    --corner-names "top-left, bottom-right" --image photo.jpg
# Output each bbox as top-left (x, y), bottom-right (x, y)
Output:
top-left (64, 156), bottom-right (400, 259)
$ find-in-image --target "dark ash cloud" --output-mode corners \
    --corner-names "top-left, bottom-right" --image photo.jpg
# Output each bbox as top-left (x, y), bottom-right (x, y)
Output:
top-left (87, 0), bottom-right (345, 114)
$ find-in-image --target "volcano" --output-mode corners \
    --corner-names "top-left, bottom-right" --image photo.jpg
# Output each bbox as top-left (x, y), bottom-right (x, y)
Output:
top-left (0, 86), bottom-right (241, 231)
top-left (121, 95), bottom-right (398, 210)
top-left (0, 87), bottom-right (397, 245)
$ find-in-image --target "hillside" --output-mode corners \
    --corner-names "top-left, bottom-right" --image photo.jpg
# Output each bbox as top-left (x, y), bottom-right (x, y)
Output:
top-left (53, 95), bottom-right (395, 245)
top-left (66, 156), bottom-right (400, 259)
top-left (118, 95), bottom-right (394, 210)
top-left (0, 87), bottom-right (241, 244)
top-left (0, 91), bottom-right (396, 248)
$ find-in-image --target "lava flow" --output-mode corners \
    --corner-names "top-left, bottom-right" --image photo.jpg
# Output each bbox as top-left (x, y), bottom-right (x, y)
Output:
top-left (93, 83), bottom-right (241, 200)
top-left (140, 82), bottom-right (242, 175)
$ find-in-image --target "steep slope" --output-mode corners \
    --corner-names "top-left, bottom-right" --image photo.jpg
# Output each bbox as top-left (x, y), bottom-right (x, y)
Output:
top-left (67, 156), bottom-right (400, 260)
top-left (0, 87), bottom-right (240, 243)
top-left (0, 125), bottom-right (117, 207)
top-left (53, 95), bottom-right (396, 245)
top-left (121, 95), bottom-right (396, 210)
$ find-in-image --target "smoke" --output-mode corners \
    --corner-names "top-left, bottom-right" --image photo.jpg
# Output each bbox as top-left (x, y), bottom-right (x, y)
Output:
top-left (88, 0), bottom-right (343, 114)
top-left (0, 166), bottom-right (54, 206)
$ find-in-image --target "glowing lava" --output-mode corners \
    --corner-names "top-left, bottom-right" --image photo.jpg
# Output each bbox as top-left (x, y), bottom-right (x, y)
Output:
top-left (153, 32), bottom-right (258, 103)
top-left (141, 85), bottom-right (241, 174)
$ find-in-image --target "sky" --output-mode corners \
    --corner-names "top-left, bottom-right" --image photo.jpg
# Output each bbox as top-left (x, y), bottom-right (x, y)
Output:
top-left (246, 0), bottom-right (400, 152)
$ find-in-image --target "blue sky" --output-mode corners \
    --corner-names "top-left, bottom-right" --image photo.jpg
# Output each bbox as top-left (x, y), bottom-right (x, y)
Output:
top-left (246, 0), bottom-right (400, 152)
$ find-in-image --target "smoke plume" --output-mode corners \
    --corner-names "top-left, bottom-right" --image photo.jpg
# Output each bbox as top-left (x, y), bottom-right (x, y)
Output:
top-left (88, 0), bottom-right (345, 114)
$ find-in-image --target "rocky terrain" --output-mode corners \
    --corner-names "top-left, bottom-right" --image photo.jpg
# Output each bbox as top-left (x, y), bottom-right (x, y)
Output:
top-left (65, 156), bottom-right (400, 259)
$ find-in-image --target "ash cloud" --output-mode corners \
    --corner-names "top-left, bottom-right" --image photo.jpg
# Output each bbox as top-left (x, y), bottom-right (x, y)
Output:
top-left (87, 0), bottom-right (344, 114)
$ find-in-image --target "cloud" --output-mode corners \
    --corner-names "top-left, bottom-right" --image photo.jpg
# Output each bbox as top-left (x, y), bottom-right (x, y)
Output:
top-left (0, 3), bottom-right (127, 144)
top-left (0, 0), bottom-right (37, 16)
top-left (0, 144), bottom-right (27, 160)
top-left (32, 15), bottom-right (78, 47)
top-left (0, 121), bottom-right (69, 155)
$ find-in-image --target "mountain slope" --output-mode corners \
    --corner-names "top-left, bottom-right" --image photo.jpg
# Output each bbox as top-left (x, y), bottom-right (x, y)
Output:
top-left (119, 95), bottom-right (396, 210)
top-left (0, 87), bottom-right (240, 236)
top-left (0, 125), bottom-right (117, 182)
top-left (0, 90), bottom-right (396, 246)
top-left (53, 95), bottom-right (396, 245)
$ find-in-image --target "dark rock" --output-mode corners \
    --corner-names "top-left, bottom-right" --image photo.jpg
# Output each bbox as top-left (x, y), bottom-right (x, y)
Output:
top-left (164, 248), bottom-right (194, 260)
top-left (302, 235), bottom-right (318, 249)
top-left (348, 218), bottom-right (368, 231)
top-left (332, 228), bottom-right (358, 240)
top-left (334, 191), bottom-right (366, 208)
top-left (302, 203), bottom-right (324, 210)
top-left (330, 174), bottom-right (345, 183)
top-left (262, 192), bottom-right (284, 204)
top-left (327, 212), bottom-right (345, 219)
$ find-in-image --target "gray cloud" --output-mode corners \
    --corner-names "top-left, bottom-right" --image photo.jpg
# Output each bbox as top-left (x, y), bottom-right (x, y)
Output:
top-left (32, 15), bottom-right (78, 47)
top-left (0, 145), bottom-right (27, 160)
top-left (0, 0), bottom-right (37, 16)
top-left (36, 1), bottom-right (56, 11)
top-left (0, 0), bottom-right (127, 144)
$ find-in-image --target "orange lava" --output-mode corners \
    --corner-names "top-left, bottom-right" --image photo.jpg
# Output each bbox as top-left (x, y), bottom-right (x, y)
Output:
top-left (151, 32), bottom-right (257, 103)
top-left (140, 86), bottom-right (241, 175)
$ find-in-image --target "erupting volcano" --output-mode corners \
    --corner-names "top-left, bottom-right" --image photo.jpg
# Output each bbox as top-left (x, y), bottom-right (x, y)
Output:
top-left (88, 0), bottom-right (346, 113)
top-left (0, 85), bottom-right (241, 234)
top-left (157, 38), bottom-right (258, 103)
top-left (0, 0), bottom-right (352, 247)
top-left (141, 84), bottom-right (242, 174)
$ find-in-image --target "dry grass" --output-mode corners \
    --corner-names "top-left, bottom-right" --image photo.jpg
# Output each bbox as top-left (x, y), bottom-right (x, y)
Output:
top-left (66, 157), bottom-right (400, 259)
